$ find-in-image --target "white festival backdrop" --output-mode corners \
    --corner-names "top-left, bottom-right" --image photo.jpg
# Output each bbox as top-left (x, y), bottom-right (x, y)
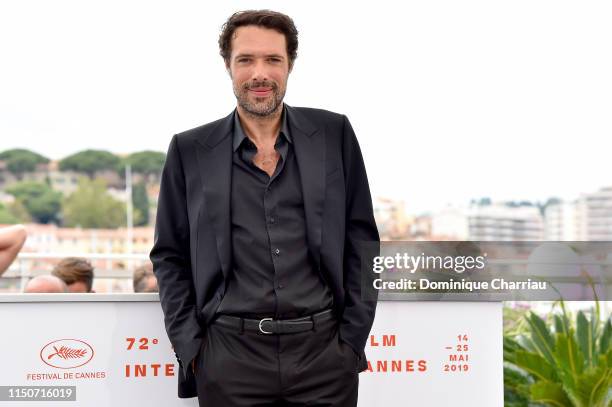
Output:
top-left (0, 294), bottom-right (502, 406)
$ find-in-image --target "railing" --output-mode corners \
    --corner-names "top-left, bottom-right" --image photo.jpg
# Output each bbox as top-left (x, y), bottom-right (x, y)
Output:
top-left (2, 254), bottom-right (611, 317)
top-left (1, 252), bottom-right (151, 293)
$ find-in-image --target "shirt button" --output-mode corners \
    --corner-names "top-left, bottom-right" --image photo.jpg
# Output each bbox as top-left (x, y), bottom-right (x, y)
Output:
top-left (269, 217), bottom-right (275, 224)
top-left (278, 283), bottom-right (284, 289)
top-left (274, 248), bottom-right (280, 255)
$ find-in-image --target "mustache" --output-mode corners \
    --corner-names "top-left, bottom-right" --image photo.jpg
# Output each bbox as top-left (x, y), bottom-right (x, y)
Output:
top-left (243, 81), bottom-right (277, 90)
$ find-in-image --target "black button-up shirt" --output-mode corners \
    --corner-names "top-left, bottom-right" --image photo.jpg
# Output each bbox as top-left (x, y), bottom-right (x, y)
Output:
top-left (215, 104), bottom-right (334, 319)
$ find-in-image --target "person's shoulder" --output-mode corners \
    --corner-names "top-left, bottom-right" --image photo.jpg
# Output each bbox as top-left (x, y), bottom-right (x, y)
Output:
top-left (289, 106), bottom-right (354, 142)
top-left (290, 105), bottom-right (346, 124)
top-left (174, 114), bottom-right (230, 143)
top-left (163, 112), bottom-right (232, 157)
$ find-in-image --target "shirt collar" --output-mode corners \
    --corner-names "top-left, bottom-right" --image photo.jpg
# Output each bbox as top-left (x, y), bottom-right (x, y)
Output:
top-left (232, 103), bottom-right (292, 152)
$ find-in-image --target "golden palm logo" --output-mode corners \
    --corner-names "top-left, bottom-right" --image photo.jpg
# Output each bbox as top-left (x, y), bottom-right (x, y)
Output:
top-left (47, 345), bottom-right (88, 360)
top-left (40, 339), bottom-right (94, 369)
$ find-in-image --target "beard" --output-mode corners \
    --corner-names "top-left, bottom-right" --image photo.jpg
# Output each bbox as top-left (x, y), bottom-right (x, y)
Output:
top-left (233, 79), bottom-right (286, 117)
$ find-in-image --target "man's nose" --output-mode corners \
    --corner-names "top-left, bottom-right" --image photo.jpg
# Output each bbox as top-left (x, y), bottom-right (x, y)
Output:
top-left (250, 60), bottom-right (269, 81)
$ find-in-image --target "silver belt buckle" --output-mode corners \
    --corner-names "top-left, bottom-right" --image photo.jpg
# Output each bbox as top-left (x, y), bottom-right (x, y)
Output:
top-left (259, 317), bottom-right (274, 334)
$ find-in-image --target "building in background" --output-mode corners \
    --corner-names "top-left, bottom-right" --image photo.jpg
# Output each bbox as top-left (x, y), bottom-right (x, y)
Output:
top-left (545, 186), bottom-right (612, 241)
top-left (429, 206), bottom-right (470, 240)
top-left (21, 224), bottom-right (154, 255)
top-left (468, 202), bottom-right (544, 241)
top-left (544, 201), bottom-right (577, 240)
top-left (374, 197), bottom-right (412, 240)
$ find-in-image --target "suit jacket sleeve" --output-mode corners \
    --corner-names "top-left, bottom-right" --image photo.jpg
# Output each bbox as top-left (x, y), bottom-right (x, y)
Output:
top-left (149, 134), bottom-right (202, 382)
top-left (338, 115), bottom-right (380, 372)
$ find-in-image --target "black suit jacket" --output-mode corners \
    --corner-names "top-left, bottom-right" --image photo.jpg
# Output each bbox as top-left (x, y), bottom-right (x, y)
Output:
top-left (150, 104), bottom-right (380, 398)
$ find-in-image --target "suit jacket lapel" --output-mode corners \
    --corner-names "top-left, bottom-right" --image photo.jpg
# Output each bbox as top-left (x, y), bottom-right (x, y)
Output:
top-left (194, 110), bottom-right (233, 283)
top-left (193, 104), bottom-right (326, 284)
top-left (286, 104), bottom-right (326, 271)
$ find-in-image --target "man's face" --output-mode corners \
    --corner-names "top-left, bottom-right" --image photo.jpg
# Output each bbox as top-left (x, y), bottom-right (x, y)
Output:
top-left (67, 281), bottom-right (90, 293)
top-left (227, 25), bottom-right (291, 117)
top-left (144, 276), bottom-right (159, 293)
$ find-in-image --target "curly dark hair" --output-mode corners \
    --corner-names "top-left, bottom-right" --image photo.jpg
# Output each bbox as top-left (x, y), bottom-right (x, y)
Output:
top-left (219, 10), bottom-right (298, 70)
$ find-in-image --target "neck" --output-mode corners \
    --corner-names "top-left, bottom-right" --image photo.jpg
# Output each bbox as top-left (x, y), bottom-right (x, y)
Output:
top-left (236, 103), bottom-right (283, 145)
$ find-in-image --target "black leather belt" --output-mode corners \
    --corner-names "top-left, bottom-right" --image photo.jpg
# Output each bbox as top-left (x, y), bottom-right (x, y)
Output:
top-left (212, 308), bottom-right (336, 334)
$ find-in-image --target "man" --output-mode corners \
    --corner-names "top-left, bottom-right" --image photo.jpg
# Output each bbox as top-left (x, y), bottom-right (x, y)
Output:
top-left (24, 275), bottom-right (68, 293)
top-left (51, 257), bottom-right (95, 293)
top-left (150, 9), bottom-right (379, 406)
top-left (133, 261), bottom-right (159, 293)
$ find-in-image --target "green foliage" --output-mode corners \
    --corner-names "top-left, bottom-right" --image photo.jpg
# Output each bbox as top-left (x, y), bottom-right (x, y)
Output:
top-left (0, 200), bottom-right (32, 223)
top-left (59, 150), bottom-right (121, 177)
top-left (505, 306), bottom-right (532, 337)
top-left (0, 203), bottom-right (20, 223)
top-left (125, 151), bottom-right (165, 176)
top-left (62, 177), bottom-right (125, 228)
top-left (504, 366), bottom-right (534, 406)
top-left (5, 181), bottom-right (62, 223)
top-left (504, 304), bottom-right (612, 407)
top-left (4, 199), bottom-right (33, 223)
top-left (0, 148), bottom-right (49, 177)
top-left (530, 381), bottom-right (573, 406)
top-left (132, 182), bottom-right (149, 226)
top-left (0, 204), bottom-right (19, 224)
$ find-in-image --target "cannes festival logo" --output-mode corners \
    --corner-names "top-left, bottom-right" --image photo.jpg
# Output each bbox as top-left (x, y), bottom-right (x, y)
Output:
top-left (40, 339), bottom-right (94, 369)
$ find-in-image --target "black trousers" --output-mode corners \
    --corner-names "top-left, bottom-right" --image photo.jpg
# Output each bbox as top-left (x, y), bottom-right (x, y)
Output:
top-left (194, 313), bottom-right (359, 406)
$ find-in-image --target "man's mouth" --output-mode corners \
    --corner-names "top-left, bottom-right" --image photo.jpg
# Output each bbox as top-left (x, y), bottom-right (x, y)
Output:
top-left (249, 87), bottom-right (272, 97)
